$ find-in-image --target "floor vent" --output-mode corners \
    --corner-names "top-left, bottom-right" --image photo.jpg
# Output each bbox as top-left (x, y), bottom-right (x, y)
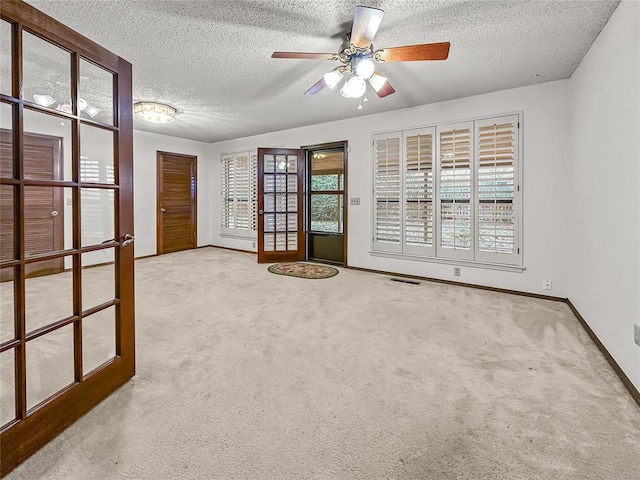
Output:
top-left (389, 277), bottom-right (421, 285)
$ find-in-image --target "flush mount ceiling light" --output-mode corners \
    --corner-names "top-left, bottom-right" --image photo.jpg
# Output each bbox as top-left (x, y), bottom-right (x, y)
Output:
top-left (134, 101), bottom-right (176, 123)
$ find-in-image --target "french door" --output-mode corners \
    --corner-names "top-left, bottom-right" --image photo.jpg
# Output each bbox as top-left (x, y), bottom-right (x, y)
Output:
top-left (0, 1), bottom-right (135, 475)
top-left (257, 148), bottom-right (305, 263)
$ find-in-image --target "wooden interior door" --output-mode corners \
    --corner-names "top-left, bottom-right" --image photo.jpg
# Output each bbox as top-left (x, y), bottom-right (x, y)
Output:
top-left (257, 148), bottom-right (305, 263)
top-left (156, 152), bottom-right (197, 254)
top-left (0, 1), bottom-right (135, 475)
top-left (1, 131), bottom-right (65, 280)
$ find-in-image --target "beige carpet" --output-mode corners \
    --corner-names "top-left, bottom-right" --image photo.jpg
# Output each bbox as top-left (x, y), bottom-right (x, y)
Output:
top-left (4, 247), bottom-right (640, 479)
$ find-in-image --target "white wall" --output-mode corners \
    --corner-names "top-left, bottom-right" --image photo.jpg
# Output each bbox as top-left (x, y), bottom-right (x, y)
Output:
top-left (569, 0), bottom-right (640, 390)
top-left (208, 80), bottom-right (573, 297)
top-left (133, 130), bottom-right (211, 258)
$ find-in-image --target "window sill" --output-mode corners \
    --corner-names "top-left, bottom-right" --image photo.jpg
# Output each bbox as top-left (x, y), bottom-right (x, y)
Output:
top-left (369, 250), bottom-right (525, 273)
top-left (220, 231), bottom-right (256, 241)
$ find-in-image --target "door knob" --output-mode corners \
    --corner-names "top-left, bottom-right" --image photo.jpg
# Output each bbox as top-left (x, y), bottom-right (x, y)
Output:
top-left (160, 208), bottom-right (166, 213)
top-left (258, 209), bottom-right (264, 215)
top-left (121, 233), bottom-right (135, 246)
top-left (51, 210), bottom-right (59, 217)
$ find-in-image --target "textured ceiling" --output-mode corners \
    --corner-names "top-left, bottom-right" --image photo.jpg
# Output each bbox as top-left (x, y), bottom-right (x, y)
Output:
top-left (26, 0), bottom-right (620, 143)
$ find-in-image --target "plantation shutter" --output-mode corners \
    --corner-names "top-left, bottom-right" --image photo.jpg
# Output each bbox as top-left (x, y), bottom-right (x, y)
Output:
top-left (403, 127), bottom-right (435, 256)
top-left (373, 132), bottom-right (402, 252)
top-left (475, 115), bottom-right (519, 264)
top-left (250, 152), bottom-right (258, 231)
top-left (437, 122), bottom-right (473, 260)
top-left (221, 154), bottom-right (234, 230)
top-left (221, 151), bottom-right (257, 236)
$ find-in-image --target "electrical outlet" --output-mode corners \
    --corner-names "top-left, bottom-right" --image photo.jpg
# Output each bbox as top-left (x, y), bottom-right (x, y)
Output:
top-left (453, 267), bottom-right (461, 276)
top-left (542, 279), bottom-right (552, 291)
top-left (66, 198), bottom-right (72, 206)
top-left (634, 324), bottom-right (640, 347)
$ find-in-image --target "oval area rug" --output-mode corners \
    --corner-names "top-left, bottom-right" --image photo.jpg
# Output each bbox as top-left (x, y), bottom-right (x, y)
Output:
top-left (267, 262), bottom-right (339, 279)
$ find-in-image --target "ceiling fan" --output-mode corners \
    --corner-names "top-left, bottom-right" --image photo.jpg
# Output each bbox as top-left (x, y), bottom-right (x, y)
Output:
top-left (271, 5), bottom-right (450, 105)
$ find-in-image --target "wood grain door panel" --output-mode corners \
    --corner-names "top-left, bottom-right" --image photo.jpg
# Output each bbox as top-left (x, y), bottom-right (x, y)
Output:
top-left (157, 152), bottom-right (197, 254)
top-left (1, 131), bottom-right (64, 281)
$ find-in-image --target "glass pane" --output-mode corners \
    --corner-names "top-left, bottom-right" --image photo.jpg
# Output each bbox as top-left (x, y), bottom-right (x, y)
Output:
top-left (79, 58), bottom-right (114, 125)
top-left (0, 21), bottom-right (12, 96)
top-left (24, 186), bottom-right (72, 256)
top-left (275, 213), bottom-right (286, 231)
top-left (311, 194), bottom-right (343, 233)
top-left (0, 348), bottom-right (15, 427)
top-left (287, 194), bottom-right (297, 212)
top-left (0, 185), bottom-right (15, 261)
top-left (80, 124), bottom-right (114, 183)
top-left (82, 248), bottom-right (115, 311)
top-left (311, 174), bottom-right (339, 191)
top-left (0, 103), bottom-right (13, 178)
top-left (264, 214), bottom-right (274, 232)
top-left (23, 108), bottom-right (71, 181)
top-left (83, 306), bottom-right (115, 375)
top-left (263, 233), bottom-right (274, 251)
top-left (23, 32), bottom-right (71, 113)
top-left (287, 175), bottom-right (297, 192)
top-left (0, 267), bottom-right (14, 343)
top-left (25, 259), bottom-right (73, 333)
top-left (264, 154), bottom-right (274, 173)
top-left (81, 187), bottom-right (115, 247)
top-left (286, 155), bottom-right (297, 172)
top-left (275, 193), bottom-right (286, 212)
top-left (264, 175), bottom-right (274, 193)
top-left (275, 155), bottom-right (286, 172)
top-left (26, 324), bottom-right (74, 410)
top-left (287, 214), bottom-right (297, 231)
top-left (287, 233), bottom-right (297, 251)
top-left (264, 193), bottom-right (274, 212)
top-left (275, 232), bottom-right (286, 251)
top-left (275, 175), bottom-right (286, 192)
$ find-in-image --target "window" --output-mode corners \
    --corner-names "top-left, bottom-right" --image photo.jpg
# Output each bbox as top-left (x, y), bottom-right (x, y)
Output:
top-left (221, 151), bottom-right (257, 237)
top-left (373, 114), bottom-right (521, 267)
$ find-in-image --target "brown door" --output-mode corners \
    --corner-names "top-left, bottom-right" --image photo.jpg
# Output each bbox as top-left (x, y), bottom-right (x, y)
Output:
top-left (1, 131), bottom-right (65, 280)
top-left (0, 1), bottom-right (135, 475)
top-left (156, 152), bottom-right (197, 254)
top-left (257, 148), bottom-right (305, 263)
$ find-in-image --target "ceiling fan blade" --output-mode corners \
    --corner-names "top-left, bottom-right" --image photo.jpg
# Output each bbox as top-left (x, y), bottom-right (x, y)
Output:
top-left (305, 77), bottom-right (327, 95)
top-left (375, 42), bottom-right (450, 62)
top-left (369, 72), bottom-right (395, 98)
top-left (350, 6), bottom-right (384, 48)
top-left (272, 52), bottom-right (336, 60)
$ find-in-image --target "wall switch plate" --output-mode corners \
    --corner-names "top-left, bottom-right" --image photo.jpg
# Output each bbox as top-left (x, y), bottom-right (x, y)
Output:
top-left (454, 267), bottom-right (461, 276)
top-left (543, 279), bottom-right (552, 291)
top-left (252, 241), bottom-right (256, 249)
top-left (350, 197), bottom-right (360, 205)
top-left (634, 324), bottom-right (640, 347)
top-left (66, 198), bottom-right (72, 206)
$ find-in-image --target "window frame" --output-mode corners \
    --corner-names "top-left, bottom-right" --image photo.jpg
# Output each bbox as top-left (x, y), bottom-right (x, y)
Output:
top-left (371, 112), bottom-right (523, 270)
top-left (220, 150), bottom-right (257, 239)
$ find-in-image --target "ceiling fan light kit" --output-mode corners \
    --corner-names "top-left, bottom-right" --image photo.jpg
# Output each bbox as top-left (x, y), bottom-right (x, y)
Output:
top-left (271, 5), bottom-right (450, 108)
top-left (33, 94), bottom-right (100, 117)
top-left (133, 101), bottom-right (176, 123)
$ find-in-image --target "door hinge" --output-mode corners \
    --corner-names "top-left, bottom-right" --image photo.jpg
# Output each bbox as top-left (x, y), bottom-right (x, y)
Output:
top-left (517, 122), bottom-right (520, 128)
top-left (517, 248), bottom-right (520, 254)
top-left (517, 185), bottom-right (520, 192)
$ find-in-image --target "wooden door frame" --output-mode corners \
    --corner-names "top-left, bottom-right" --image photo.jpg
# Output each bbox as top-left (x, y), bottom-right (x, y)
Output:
top-left (0, 1), bottom-right (135, 475)
top-left (156, 151), bottom-right (197, 255)
top-left (302, 141), bottom-right (348, 266)
top-left (257, 148), bottom-right (305, 263)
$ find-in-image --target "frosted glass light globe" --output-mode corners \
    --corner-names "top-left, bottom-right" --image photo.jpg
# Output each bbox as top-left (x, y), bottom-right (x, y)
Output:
top-left (356, 59), bottom-right (375, 79)
top-left (340, 76), bottom-right (366, 98)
